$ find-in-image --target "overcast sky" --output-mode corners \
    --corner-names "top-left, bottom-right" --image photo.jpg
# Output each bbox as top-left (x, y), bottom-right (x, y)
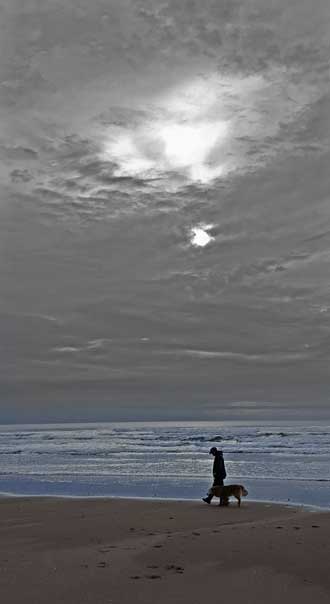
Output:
top-left (1, 0), bottom-right (330, 423)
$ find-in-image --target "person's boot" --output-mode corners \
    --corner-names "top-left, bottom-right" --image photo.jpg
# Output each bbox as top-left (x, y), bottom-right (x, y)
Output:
top-left (202, 495), bottom-right (212, 504)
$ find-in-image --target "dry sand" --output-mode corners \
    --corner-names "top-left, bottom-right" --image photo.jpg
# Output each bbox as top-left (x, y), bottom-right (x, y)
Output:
top-left (0, 496), bottom-right (329, 603)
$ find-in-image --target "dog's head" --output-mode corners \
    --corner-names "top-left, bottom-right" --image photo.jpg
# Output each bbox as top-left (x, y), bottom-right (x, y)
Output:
top-left (242, 487), bottom-right (248, 497)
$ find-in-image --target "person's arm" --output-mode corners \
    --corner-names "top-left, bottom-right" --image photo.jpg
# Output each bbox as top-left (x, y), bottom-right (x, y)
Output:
top-left (214, 455), bottom-right (226, 478)
top-left (213, 455), bottom-right (220, 475)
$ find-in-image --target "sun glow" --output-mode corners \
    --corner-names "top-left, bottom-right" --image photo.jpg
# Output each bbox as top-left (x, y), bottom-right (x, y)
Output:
top-left (103, 75), bottom-right (232, 184)
top-left (190, 225), bottom-right (215, 247)
top-left (105, 118), bottom-right (228, 183)
top-left (159, 121), bottom-right (227, 169)
top-left (103, 69), bottom-right (298, 186)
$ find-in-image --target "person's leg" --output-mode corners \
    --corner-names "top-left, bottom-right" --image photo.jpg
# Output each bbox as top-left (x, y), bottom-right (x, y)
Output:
top-left (202, 478), bottom-right (224, 504)
top-left (202, 487), bottom-right (213, 504)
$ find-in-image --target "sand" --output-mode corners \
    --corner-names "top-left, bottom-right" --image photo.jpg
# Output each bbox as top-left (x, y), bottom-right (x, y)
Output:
top-left (0, 496), bottom-right (329, 603)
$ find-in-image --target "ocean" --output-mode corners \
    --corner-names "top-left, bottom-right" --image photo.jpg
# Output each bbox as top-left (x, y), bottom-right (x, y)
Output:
top-left (0, 421), bottom-right (329, 508)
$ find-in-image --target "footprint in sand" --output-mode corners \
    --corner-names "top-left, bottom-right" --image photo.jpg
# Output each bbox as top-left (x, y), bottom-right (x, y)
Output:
top-left (131, 576), bottom-right (141, 580)
top-left (312, 525), bottom-right (320, 528)
top-left (147, 565), bottom-right (159, 569)
top-left (146, 575), bottom-right (162, 579)
top-left (165, 564), bottom-right (184, 573)
top-left (153, 544), bottom-right (162, 548)
top-left (293, 527), bottom-right (301, 530)
top-left (192, 532), bottom-right (200, 536)
top-left (276, 526), bottom-right (283, 529)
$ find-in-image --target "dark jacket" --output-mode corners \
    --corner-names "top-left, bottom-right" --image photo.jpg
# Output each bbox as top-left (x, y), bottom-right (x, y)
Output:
top-left (213, 451), bottom-right (226, 480)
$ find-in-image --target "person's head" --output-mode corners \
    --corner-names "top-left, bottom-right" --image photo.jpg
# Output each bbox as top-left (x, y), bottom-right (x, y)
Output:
top-left (209, 447), bottom-right (223, 456)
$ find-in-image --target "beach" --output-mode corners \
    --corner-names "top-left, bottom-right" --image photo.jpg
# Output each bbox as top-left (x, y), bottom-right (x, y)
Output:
top-left (1, 497), bottom-right (329, 603)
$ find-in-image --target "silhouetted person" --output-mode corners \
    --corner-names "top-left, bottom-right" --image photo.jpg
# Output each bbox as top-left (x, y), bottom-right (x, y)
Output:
top-left (202, 447), bottom-right (227, 504)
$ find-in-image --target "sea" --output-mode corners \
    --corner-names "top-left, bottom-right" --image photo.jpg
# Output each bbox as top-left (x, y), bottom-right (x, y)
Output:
top-left (0, 421), bottom-right (329, 508)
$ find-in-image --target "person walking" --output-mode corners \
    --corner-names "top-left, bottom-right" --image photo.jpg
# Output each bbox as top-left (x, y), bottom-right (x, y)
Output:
top-left (202, 447), bottom-right (226, 504)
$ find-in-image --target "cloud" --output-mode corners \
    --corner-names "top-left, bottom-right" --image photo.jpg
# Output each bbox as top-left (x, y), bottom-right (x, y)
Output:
top-left (98, 67), bottom-right (326, 190)
top-left (10, 169), bottom-right (33, 183)
top-left (102, 108), bottom-right (229, 184)
top-left (52, 346), bottom-right (80, 353)
top-left (2, 0), bottom-right (330, 420)
top-left (173, 349), bottom-right (312, 364)
top-left (0, 146), bottom-right (39, 161)
top-left (51, 339), bottom-right (109, 355)
top-left (23, 313), bottom-right (59, 323)
top-left (86, 339), bottom-right (106, 350)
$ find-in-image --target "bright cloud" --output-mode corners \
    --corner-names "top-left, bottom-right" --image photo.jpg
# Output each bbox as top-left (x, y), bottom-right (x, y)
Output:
top-left (53, 346), bottom-right (80, 353)
top-left (103, 74), bottom-right (233, 184)
top-left (109, 133), bottom-right (155, 175)
top-left (159, 120), bottom-right (227, 175)
top-left (105, 118), bottom-right (228, 184)
top-left (102, 68), bottom-right (314, 187)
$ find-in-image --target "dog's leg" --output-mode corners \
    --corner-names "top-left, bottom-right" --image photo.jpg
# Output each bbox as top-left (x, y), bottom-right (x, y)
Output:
top-left (236, 495), bottom-right (241, 507)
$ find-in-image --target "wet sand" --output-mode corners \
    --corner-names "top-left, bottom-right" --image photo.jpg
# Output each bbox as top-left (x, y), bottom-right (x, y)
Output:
top-left (0, 497), bottom-right (329, 603)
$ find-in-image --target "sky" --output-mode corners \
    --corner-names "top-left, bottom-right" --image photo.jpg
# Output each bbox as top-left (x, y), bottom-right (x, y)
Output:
top-left (1, 0), bottom-right (330, 423)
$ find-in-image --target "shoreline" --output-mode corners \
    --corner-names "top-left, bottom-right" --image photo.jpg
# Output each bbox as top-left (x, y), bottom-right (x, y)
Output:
top-left (1, 491), bottom-right (329, 513)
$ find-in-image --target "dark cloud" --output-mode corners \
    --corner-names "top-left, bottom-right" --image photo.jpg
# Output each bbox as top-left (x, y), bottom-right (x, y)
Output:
top-left (10, 169), bottom-right (33, 183)
top-left (0, 145), bottom-right (39, 161)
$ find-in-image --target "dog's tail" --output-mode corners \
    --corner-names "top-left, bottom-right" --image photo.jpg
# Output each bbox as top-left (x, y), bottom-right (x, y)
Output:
top-left (242, 487), bottom-right (248, 497)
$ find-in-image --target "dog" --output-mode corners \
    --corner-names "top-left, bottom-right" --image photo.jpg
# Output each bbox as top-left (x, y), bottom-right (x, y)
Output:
top-left (208, 484), bottom-right (248, 507)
